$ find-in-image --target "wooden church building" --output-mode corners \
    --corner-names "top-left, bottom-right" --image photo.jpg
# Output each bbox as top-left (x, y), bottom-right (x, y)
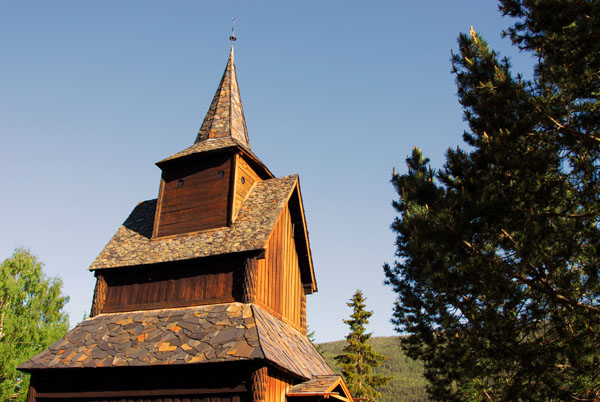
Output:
top-left (19, 44), bottom-right (354, 402)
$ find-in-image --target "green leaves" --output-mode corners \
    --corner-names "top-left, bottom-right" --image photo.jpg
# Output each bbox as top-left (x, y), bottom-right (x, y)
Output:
top-left (385, 1), bottom-right (600, 400)
top-left (0, 248), bottom-right (69, 402)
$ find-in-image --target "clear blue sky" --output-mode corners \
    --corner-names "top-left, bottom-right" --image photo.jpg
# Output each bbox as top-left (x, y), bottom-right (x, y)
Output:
top-left (0, 1), bottom-right (533, 342)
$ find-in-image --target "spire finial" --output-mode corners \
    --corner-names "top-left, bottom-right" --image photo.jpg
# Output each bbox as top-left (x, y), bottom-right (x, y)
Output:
top-left (230, 17), bottom-right (237, 43)
top-left (195, 23), bottom-right (249, 147)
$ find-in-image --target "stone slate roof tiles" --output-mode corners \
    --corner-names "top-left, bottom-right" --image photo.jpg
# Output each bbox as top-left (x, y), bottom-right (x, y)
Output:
top-left (18, 303), bottom-right (333, 380)
top-left (253, 306), bottom-right (332, 379)
top-left (157, 137), bottom-right (257, 166)
top-left (89, 174), bottom-right (299, 270)
top-left (194, 46), bottom-right (250, 147)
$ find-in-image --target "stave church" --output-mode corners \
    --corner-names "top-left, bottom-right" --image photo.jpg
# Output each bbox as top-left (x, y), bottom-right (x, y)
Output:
top-left (19, 39), bottom-right (354, 402)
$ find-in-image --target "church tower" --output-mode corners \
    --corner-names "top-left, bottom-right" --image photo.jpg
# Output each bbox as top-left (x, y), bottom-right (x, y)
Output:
top-left (19, 43), bottom-right (354, 402)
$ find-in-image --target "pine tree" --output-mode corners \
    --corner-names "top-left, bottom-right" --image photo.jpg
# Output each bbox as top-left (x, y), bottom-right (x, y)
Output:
top-left (0, 248), bottom-right (69, 401)
top-left (384, 1), bottom-right (599, 400)
top-left (335, 290), bottom-right (391, 401)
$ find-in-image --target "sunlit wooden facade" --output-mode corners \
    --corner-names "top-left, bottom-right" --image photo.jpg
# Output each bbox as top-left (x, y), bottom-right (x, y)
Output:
top-left (19, 45), bottom-right (353, 402)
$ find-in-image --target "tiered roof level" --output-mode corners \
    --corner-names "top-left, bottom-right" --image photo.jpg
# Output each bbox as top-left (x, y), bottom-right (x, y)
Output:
top-left (19, 43), bottom-right (354, 402)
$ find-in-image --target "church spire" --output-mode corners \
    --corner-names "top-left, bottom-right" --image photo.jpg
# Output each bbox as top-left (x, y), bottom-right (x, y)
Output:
top-left (194, 44), bottom-right (250, 148)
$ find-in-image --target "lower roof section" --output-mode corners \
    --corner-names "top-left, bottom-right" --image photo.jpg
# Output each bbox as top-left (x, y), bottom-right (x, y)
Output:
top-left (19, 302), bottom-right (332, 380)
top-left (287, 375), bottom-right (353, 401)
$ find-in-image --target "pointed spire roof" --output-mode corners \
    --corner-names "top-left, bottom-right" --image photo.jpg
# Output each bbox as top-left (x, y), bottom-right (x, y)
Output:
top-left (195, 46), bottom-right (250, 148)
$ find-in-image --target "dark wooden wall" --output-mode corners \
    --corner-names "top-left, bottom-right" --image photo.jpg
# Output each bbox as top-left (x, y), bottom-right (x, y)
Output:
top-left (29, 363), bottom-right (251, 402)
top-left (155, 154), bottom-right (233, 237)
top-left (37, 394), bottom-right (244, 402)
top-left (99, 257), bottom-right (243, 314)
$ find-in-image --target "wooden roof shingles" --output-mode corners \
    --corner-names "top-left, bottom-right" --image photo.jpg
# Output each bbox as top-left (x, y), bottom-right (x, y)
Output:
top-left (89, 175), bottom-right (299, 270)
top-left (18, 303), bottom-right (332, 381)
top-left (287, 375), bottom-right (354, 401)
top-left (252, 306), bottom-right (332, 379)
top-left (287, 375), bottom-right (344, 395)
top-left (157, 137), bottom-right (254, 166)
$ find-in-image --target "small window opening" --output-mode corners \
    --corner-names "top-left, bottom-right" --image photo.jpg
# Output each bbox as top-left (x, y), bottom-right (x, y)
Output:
top-left (216, 170), bottom-right (225, 178)
top-left (241, 176), bottom-right (246, 184)
top-left (176, 179), bottom-right (184, 188)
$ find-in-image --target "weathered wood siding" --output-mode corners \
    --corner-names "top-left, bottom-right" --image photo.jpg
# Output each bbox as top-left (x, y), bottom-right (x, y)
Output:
top-left (255, 203), bottom-right (304, 331)
top-left (156, 154), bottom-right (233, 237)
top-left (101, 257), bottom-right (243, 313)
top-left (232, 155), bottom-right (262, 220)
top-left (264, 368), bottom-right (294, 402)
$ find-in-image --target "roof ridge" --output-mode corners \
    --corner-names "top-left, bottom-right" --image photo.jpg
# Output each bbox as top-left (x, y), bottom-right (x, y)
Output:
top-left (251, 303), bottom-right (334, 380)
top-left (249, 304), bottom-right (269, 363)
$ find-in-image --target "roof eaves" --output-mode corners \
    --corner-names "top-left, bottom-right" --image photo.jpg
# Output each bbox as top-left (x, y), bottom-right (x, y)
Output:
top-left (251, 304), bottom-right (333, 380)
top-left (289, 180), bottom-right (317, 293)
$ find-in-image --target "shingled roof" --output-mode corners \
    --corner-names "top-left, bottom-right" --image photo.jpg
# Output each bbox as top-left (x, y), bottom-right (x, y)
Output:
top-left (158, 137), bottom-right (248, 164)
top-left (155, 137), bottom-right (266, 172)
top-left (89, 174), bottom-right (298, 270)
top-left (194, 46), bottom-right (249, 147)
top-left (19, 303), bottom-right (332, 380)
top-left (287, 375), bottom-right (353, 401)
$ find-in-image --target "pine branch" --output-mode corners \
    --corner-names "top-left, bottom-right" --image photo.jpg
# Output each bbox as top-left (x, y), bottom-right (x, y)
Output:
top-left (462, 240), bottom-right (599, 313)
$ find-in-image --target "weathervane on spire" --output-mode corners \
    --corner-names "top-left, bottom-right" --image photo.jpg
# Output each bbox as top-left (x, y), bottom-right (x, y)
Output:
top-left (230, 17), bottom-right (237, 43)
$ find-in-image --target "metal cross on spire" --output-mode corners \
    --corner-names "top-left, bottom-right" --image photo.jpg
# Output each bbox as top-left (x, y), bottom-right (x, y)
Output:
top-left (230, 17), bottom-right (237, 43)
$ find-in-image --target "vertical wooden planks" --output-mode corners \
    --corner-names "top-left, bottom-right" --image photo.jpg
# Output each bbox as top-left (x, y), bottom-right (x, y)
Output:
top-left (264, 368), bottom-right (292, 402)
top-left (102, 258), bottom-right (240, 313)
top-left (156, 154), bottom-right (233, 237)
top-left (232, 156), bottom-right (262, 221)
top-left (254, 203), bottom-right (304, 330)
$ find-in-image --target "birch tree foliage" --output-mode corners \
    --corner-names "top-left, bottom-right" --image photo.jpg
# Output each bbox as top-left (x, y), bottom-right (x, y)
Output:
top-left (0, 249), bottom-right (69, 401)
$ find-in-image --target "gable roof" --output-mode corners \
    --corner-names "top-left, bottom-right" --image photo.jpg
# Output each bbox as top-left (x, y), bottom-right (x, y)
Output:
top-left (158, 137), bottom-right (251, 165)
top-left (90, 175), bottom-right (297, 270)
top-left (287, 375), bottom-right (354, 401)
top-left (18, 303), bottom-right (332, 380)
top-left (194, 46), bottom-right (249, 147)
top-left (87, 174), bottom-right (315, 292)
top-left (156, 137), bottom-right (274, 183)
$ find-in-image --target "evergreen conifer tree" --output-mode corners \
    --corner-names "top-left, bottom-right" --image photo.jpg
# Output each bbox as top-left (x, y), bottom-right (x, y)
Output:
top-left (384, 1), bottom-right (599, 400)
top-left (335, 290), bottom-right (391, 401)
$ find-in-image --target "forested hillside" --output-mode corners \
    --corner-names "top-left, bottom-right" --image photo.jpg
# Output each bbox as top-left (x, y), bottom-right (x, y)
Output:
top-left (318, 336), bottom-right (429, 401)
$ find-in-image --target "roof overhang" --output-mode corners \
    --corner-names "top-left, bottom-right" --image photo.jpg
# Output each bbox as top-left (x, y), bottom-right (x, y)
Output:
top-left (286, 375), bottom-right (354, 401)
top-left (18, 303), bottom-right (333, 380)
top-left (287, 181), bottom-right (317, 294)
top-left (156, 138), bottom-right (274, 180)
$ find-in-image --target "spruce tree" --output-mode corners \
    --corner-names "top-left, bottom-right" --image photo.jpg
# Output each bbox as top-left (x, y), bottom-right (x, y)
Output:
top-left (384, 1), bottom-right (599, 400)
top-left (335, 290), bottom-right (391, 401)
